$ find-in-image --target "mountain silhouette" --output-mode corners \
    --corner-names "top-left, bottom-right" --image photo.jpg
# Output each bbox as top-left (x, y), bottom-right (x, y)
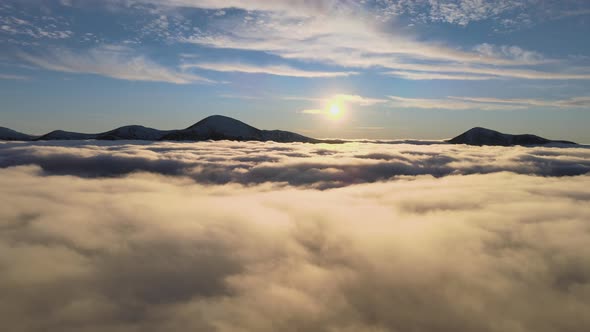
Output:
top-left (0, 120), bottom-right (578, 146)
top-left (448, 127), bottom-right (576, 146)
top-left (0, 126), bottom-right (36, 141)
top-left (3, 115), bottom-right (317, 143)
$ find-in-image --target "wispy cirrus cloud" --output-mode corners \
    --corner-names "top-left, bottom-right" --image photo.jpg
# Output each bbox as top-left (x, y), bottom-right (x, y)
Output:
top-left (382, 0), bottom-right (529, 26)
top-left (389, 95), bottom-right (528, 110)
top-left (19, 46), bottom-right (213, 84)
top-left (0, 14), bottom-right (73, 40)
top-left (14, 0), bottom-right (587, 83)
top-left (379, 0), bottom-right (590, 28)
top-left (387, 71), bottom-right (494, 81)
top-left (385, 62), bottom-right (590, 80)
top-left (173, 1), bottom-right (590, 82)
top-left (450, 96), bottom-right (590, 108)
top-left (557, 8), bottom-right (590, 18)
top-left (300, 109), bottom-right (326, 115)
top-left (182, 16), bottom-right (522, 68)
top-left (390, 95), bottom-right (590, 110)
top-left (219, 93), bottom-right (388, 107)
top-left (0, 73), bottom-right (29, 80)
top-left (288, 94), bottom-right (388, 106)
top-left (473, 43), bottom-right (547, 65)
top-left (333, 94), bottom-right (389, 106)
top-left (181, 62), bottom-right (357, 78)
top-left (133, 0), bottom-right (359, 14)
top-left (295, 94), bottom-right (389, 116)
top-left (151, 0), bottom-right (525, 67)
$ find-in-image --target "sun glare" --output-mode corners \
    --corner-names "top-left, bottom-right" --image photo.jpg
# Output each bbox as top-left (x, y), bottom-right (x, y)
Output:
top-left (330, 104), bottom-right (340, 115)
top-left (328, 102), bottom-right (343, 119)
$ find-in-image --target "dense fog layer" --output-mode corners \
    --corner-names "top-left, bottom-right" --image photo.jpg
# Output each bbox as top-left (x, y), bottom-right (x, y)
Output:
top-left (1, 141), bottom-right (589, 331)
top-left (1, 140), bottom-right (589, 188)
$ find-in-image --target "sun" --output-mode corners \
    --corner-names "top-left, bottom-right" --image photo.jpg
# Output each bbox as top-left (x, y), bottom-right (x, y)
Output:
top-left (329, 103), bottom-right (342, 118)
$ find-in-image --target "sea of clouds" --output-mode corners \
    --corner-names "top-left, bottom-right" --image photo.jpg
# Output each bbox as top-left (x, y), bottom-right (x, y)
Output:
top-left (1, 140), bottom-right (589, 188)
top-left (1, 140), bottom-right (590, 332)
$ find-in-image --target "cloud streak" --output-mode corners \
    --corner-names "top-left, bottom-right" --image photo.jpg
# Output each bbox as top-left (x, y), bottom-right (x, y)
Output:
top-left (390, 95), bottom-right (590, 110)
top-left (181, 62), bottom-right (357, 78)
top-left (285, 94), bottom-right (388, 106)
top-left (385, 62), bottom-right (590, 81)
top-left (0, 73), bottom-right (29, 80)
top-left (389, 95), bottom-right (528, 110)
top-left (19, 46), bottom-right (214, 84)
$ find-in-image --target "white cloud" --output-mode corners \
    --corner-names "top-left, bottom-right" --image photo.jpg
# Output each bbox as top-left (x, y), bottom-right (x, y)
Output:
top-left (473, 43), bottom-right (547, 64)
top-left (300, 109), bottom-right (326, 115)
top-left (286, 94), bottom-right (388, 106)
top-left (449, 96), bottom-right (590, 108)
top-left (19, 46), bottom-right (213, 84)
top-left (130, 0), bottom-right (358, 15)
top-left (172, 1), bottom-right (590, 82)
top-left (140, 0), bottom-right (516, 66)
top-left (219, 93), bottom-right (388, 108)
top-left (379, 0), bottom-right (533, 26)
top-left (296, 94), bottom-right (388, 116)
top-left (0, 73), bottom-right (29, 80)
top-left (181, 62), bottom-right (357, 78)
top-left (389, 95), bottom-right (590, 110)
top-left (380, 0), bottom-right (590, 31)
top-left (0, 15), bottom-right (73, 40)
top-left (557, 8), bottom-right (590, 18)
top-left (42, 0), bottom-right (589, 82)
top-left (181, 14), bottom-right (520, 68)
top-left (1, 141), bottom-right (589, 188)
top-left (385, 62), bottom-right (590, 80)
top-left (387, 70), bottom-right (493, 80)
top-left (389, 95), bottom-right (528, 110)
top-left (332, 94), bottom-right (389, 106)
top-left (425, 0), bottom-right (528, 26)
top-left (0, 142), bottom-right (589, 331)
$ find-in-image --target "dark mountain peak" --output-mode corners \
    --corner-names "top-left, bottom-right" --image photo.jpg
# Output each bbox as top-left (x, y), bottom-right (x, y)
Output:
top-left (188, 115), bottom-right (248, 128)
top-left (162, 115), bottom-right (262, 141)
top-left (117, 125), bottom-right (150, 130)
top-left (449, 127), bottom-right (576, 146)
top-left (96, 125), bottom-right (169, 140)
top-left (0, 126), bottom-right (35, 141)
top-left (261, 130), bottom-right (318, 143)
top-left (187, 115), bottom-right (259, 132)
top-left (468, 127), bottom-right (492, 133)
top-left (36, 130), bottom-right (97, 141)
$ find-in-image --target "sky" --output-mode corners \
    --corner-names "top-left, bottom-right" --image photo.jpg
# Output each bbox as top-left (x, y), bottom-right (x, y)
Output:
top-left (0, 0), bottom-right (589, 141)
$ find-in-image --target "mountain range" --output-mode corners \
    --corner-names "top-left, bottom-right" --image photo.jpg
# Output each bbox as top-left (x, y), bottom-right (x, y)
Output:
top-left (1, 115), bottom-right (317, 143)
top-left (0, 116), bottom-right (578, 146)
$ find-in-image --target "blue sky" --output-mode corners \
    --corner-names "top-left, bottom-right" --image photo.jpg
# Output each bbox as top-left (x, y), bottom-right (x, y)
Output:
top-left (1, 0), bottom-right (589, 141)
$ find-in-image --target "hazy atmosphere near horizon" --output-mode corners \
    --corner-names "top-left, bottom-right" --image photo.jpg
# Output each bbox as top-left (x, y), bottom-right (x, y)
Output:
top-left (1, 1), bottom-right (590, 332)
